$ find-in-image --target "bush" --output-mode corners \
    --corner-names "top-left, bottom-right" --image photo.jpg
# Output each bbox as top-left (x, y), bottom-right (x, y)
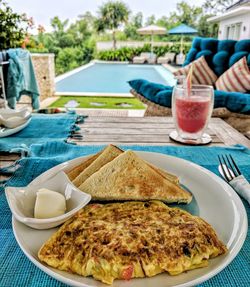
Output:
top-left (55, 44), bottom-right (95, 75)
top-left (0, 0), bottom-right (31, 49)
top-left (97, 42), bottom-right (192, 62)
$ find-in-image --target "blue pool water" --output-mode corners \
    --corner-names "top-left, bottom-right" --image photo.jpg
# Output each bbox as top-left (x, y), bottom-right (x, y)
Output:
top-left (56, 62), bottom-right (175, 94)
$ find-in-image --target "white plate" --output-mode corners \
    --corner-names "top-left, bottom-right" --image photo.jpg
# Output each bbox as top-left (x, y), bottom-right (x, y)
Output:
top-left (12, 151), bottom-right (248, 287)
top-left (0, 118), bottom-right (31, 138)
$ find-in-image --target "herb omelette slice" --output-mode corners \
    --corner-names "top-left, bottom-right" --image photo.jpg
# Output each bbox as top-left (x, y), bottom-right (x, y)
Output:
top-left (38, 201), bottom-right (227, 285)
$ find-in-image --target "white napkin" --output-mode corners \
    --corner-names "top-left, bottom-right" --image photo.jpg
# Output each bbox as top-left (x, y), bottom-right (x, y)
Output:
top-left (230, 175), bottom-right (250, 205)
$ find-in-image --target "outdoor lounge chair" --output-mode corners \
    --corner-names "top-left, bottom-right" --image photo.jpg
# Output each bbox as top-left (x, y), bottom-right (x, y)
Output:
top-left (147, 53), bottom-right (157, 64)
top-left (133, 52), bottom-right (157, 64)
top-left (129, 38), bottom-right (250, 135)
top-left (157, 52), bottom-right (175, 64)
top-left (133, 52), bottom-right (150, 64)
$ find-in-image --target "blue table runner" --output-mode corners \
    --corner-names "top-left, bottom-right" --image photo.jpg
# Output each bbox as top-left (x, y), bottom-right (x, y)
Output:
top-left (0, 142), bottom-right (249, 286)
top-left (0, 113), bottom-right (81, 153)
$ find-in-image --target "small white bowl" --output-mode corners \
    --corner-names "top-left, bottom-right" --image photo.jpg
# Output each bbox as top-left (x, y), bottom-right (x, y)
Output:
top-left (5, 171), bottom-right (91, 229)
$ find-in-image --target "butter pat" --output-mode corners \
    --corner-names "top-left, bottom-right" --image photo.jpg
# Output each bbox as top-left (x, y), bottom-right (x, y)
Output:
top-left (34, 188), bottom-right (66, 219)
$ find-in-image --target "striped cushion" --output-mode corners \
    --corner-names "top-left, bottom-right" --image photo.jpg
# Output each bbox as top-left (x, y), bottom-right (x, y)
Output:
top-left (173, 56), bottom-right (218, 86)
top-left (215, 57), bottom-right (250, 93)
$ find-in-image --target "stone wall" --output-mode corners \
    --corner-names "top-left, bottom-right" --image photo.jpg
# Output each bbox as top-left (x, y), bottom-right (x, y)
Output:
top-left (31, 53), bottom-right (55, 102)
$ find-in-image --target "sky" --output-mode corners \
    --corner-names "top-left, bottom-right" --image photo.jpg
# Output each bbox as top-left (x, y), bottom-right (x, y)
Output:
top-left (7, 0), bottom-right (206, 32)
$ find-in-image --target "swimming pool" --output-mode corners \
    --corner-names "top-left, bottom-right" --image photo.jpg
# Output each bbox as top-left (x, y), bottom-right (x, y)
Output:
top-left (55, 61), bottom-right (175, 96)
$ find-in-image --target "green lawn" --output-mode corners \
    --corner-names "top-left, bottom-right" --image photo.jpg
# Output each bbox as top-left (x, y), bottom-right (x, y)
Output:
top-left (50, 96), bottom-right (145, 110)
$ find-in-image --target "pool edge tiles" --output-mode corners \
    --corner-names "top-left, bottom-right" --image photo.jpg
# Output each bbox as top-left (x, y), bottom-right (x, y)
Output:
top-left (154, 65), bottom-right (176, 87)
top-left (55, 61), bottom-right (175, 96)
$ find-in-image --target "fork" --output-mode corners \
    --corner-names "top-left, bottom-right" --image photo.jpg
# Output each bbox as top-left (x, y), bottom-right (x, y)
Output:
top-left (218, 154), bottom-right (250, 205)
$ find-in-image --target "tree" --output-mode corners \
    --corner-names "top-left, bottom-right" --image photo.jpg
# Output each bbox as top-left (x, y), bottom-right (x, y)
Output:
top-left (146, 15), bottom-right (156, 26)
top-left (203, 0), bottom-right (238, 14)
top-left (124, 12), bottom-right (143, 40)
top-left (198, 14), bottom-right (218, 38)
top-left (0, 0), bottom-right (32, 49)
top-left (168, 2), bottom-right (202, 27)
top-left (95, 1), bottom-right (130, 49)
top-left (68, 16), bottom-right (91, 46)
top-left (50, 16), bottom-right (75, 48)
top-left (56, 46), bottom-right (94, 74)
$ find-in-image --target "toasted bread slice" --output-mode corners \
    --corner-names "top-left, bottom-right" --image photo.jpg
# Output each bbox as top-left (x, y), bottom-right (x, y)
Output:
top-left (66, 151), bottom-right (102, 181)
top-left (79, 150), bottom-right (192, 203)
top-left (73, 144), bottom-right (123, 187)
top-left (148, 163), bottom-right (179, 185)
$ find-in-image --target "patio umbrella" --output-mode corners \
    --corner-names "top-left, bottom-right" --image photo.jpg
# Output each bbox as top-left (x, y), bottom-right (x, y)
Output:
top-left (168, 24), bottom-right (198, 54)
top-left (137, 25), bottom-right (166, 56)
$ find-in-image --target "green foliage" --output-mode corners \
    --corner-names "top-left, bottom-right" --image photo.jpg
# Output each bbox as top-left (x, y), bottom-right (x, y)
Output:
top-left (169, 2), bottom-right (202, 27)
top-left (97, 42), bottom-right (191, 62)
top-left (124, 12), bottom-right (143, 40)
top-left (95, 1), bottom-right (130, 49)
top-left (0, 0), bottom-right (31, 49)
top-left (56, 44), bottom-right (94, 75)
top-left (146, 15), bottom-right (156, 26)
top-left (198, 15), bottom-right (218, 38)
top-left (25, 12), bottom-right (96, 75)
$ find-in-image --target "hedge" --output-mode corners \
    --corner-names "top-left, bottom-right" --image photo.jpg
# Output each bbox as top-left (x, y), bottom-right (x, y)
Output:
top-left (97, 42), bottom-right (191, 61)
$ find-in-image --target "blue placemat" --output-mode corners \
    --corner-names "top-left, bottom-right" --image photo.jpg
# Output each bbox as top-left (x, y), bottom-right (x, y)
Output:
top-left (0, 113), bottom-right (82, 153)
top-left (0, 142), bottom-right (250, 287)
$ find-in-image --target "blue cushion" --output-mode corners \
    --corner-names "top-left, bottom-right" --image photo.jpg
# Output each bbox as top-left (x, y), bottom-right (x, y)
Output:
top-left (140, 81), bottom-right (168, 97)
top-left (185, 37), bottom-right (250, 76)
top-left (184, 48), bottom-right (198, 64)
top-left (218, 40), bottom-right (236, 53)
top-left (128, 79), bottom-right (250, 114)
top-left (200, 38), bottom-right (218, 52)
top-left (214, 90), bottom-right (250, 114)
top-left (153, 89), bottom-right (173, 107)
top-left (128, 79), bottom-right (167, 97)
top-left (235, 40), bottom-right (250, 52)
top-left (229, 52), bottom-right (248, 67)
top-left (128, 79), bottom-right (145, 91)
top-left (213, 51), bottom-right (230, 75)
top-left (192, 37), bottom-right (202, 49)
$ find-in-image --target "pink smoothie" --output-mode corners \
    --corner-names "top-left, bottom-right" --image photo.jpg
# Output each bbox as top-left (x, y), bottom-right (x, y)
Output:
top-left (176, 97), bottom-right (210, 133)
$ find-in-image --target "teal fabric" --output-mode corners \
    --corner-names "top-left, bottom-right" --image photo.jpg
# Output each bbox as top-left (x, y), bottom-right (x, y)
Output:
top-left (215, 90), bottom-right (250, 114)
top-left (7, 49), bottom-right (40, 109)
top-left (0, 113), bottom-right (79, 153)
top-left (184, 38), bottom-right (250, 75)
top-left (0, 141), bottom-right (250, 286)
top-left (128, 79), bottom-right (250, 113)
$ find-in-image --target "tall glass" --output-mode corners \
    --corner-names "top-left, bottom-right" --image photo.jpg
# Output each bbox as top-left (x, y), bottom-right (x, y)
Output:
top-left (172, 85), bottom-right (214, 141)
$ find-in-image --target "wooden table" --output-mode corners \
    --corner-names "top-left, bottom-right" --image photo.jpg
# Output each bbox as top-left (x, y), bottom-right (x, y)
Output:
top-left (68, 117), bottom-right (250, 147)
top-left (1, 116), bottom-right (250, 183)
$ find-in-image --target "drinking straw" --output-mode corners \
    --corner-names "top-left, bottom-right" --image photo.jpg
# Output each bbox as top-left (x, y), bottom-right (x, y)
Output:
top-left (186, 64), bottom-right (193, 97)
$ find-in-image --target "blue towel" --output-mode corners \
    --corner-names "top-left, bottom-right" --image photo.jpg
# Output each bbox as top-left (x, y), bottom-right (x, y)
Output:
top-left (0, 142), bottom-right (250, 287)
top-left (7, 48), bottom-right (40, 109)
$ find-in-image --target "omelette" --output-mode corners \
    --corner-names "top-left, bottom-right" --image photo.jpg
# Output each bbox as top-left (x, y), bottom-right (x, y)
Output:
top-left (38, 201), bottom-right (227, 285)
